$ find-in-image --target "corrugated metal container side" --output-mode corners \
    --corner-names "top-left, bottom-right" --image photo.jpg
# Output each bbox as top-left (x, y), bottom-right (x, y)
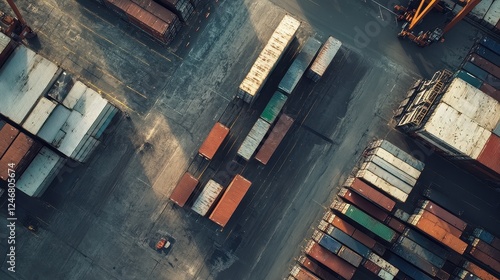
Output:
top-left (16, 147), bottom-right (65, 197)
top-left (93, 107), bottom-right (119, 139)
top-left (323, 212), bottom-right (356, 236)
top-left (416, 209), bottom-right (463, 237)
top-left (356, 170), bottom-right (408, 202)
top-left (455, 71), bottom-right (483, 88)
top-left (278, 37), bottom-right (322, 94)
top-left (0, 32), bottom-right (15, 68)
top-left (71, 135), bottom-right (98, 162)
top-left (403, 228), bottom-right (450, 260)
top-left (86, 103), bottom-right (114, 136)
top-left (360, 162), bottom-right (413, 194)
top-left (397, 236), bottom-right (446, 268)
top-left (313, 231), bottom-right (342, 254)
top-left (306, 36), bottom-right (342, 82)
top-left (133, 0), bottom-right (182, 33)
top-left (377, 269), bottom-right (395, 280)
top-left (198, 122), bottom-right (229, 160)
top-left (419, 200), bottom-right (467, 231)
top-left (363, 259), bottom-right (382, 275)
top-left (169, 172), bottom-right (199, 207)
top-left (470, 0), bottom-right (493, 20)
top-left (289, 265), bottom-right (320, 280)
top-left (476, 134), bottom-right (500, 175)
top-left (483, 3), bottom-right (500, 27)
top-left (463, 61), bottom-right (489, 80)
top-left (469, 53), bottom-right (500, 79)
top-left (368, 253), bottom-right (400, 276)
top-left (260, 92), bottom-right (288, 124)
top-left (368, 147), bottom-right (421, 179)
top-left (191, 180), bottom-right (223, 216)
top-left (341, 204), bottom-right (397, 243)
top-left (368, 139), bottom-right (425, 171)
top-left (238, 15), bottom-right (300, 103)
top-left (297, 255), bottom-right (342, 280)
top-left (125, 3), bottom-right (176, 44)
top-left (0, 46), bottom-right (59, 124)
top-left (471, 238), bottom-right (500, 260)
top-left (237, 119), bottom-right (271, 161)
top-left (337, 188), bottom-right (389, 221)
top-left (364, 155), bottom-right (417, 186)
top-left (0, 123), bottom-right (19, 159)
top-left (22, 97), bottom-right (58, 135)
top-left (337, 246), bottom-right (362, 267)
top-left (344, 177), bottom-right (395, 212)
top-left (209, 175), bottom-right (251, 227)
top-left (479, 36), bottom-right (500, 56)
top-left (442, 78), bottom-right (500, 130)
top-left (385, 217), bottom-right (406, 234)
top-left (409, 215), bottom-right (467, 254)
top-left (385, 254), bottom-right (434, 280)
top-left (462, 260), bottom-right (498, 280)
top-left (0, 133), bottom-right (40, 181)
top-left (469, 247), bottom-right (500, 273)
top-left (474, 45), bottom-right (500, 66)
top-left (327, 226), bottom-right (371, 258)
top-left (255, 113), bottom-right (294, 165)
top-left (353, 229), bottom-right (377, 250)
top-left (419, 102), bottom-right (491, 159)
top-left (37, 105), bottom-right (72, 144)
top-left (304, 240), bottom-right (356, 280)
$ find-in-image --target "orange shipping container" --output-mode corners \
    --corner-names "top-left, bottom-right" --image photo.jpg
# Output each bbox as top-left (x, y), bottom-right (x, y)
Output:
top-left (169, 172), bottom-right (198, 207)
top-left (0, 133), bottom-right (39, 181)
top-left (419, 210), bottom-right (462, 237)
top-left (344, 177), bottom-right (395, 212)
top-left (305, 240), bottom-right (355, 280)
top-left (198, 122), bottom-right (229, 160)
top-left (209, 175), bottom-right (251, 227)
top-left (323, 212), bottom-right (356, 236)
top-left (411, 215), bottom-right (467, 254)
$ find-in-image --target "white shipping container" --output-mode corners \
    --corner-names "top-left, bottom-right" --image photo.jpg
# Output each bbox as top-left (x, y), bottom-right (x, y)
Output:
top-left (191, 180), bottom-right (223, 216)
top-left (368, 140), bottom-right (425, 171)
top-left (484, 0), bottom-right (500, 26)
top-left (307, 36), bottom-right (342, 82)
top-left (368, 147), bottom-right (421, 179)
top-left (16, 147), bottom-right (65, 197)
top-left (420, 102), bottom-right (491, 159)
top-left (0, 46), bottom-right (59, 124)
top-left (360, 162), bottom-right (413, 194)
top-left (365, 155), bottom-right (417, 186)
top-left (73, 136), bottom-right (100, 163)
top-left (87, 103), bottom-right (114, 137)
top-left (368, 253), bottom-right (399, 276)
top-left (238, 15), bottom-right (300, 103)
top-left (470, 0), bottom-right (493, 20)
top-left (356, 170), bottom-right (408, 202)
top-left (237, 119), bottom-right (271, 161)
top-left (377, 269), bottom-right (394, 280)
top-left (37, 105), bottom-right (72, 144)
top-left (441, 78), bottom-right (500, 131)
top-left (62, 81), bottom-right (86, 109)
top-left (22, 97), bottom-right (58, 135)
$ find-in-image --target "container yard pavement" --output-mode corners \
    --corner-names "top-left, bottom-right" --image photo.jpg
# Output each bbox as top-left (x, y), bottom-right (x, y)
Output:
top-left (0, 0), bottom-right (498, 280)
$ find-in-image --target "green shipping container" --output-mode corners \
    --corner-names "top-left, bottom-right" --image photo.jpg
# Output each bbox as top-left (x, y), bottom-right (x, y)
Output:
top-left (455, 70), bottom-right (482, 89)
top-left (344, 205), bottom-right (396, 243)
top-left (260, 92), bottom-right (288, 124)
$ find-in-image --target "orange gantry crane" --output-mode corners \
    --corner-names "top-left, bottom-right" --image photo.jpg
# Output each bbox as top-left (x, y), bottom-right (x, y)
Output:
top-left (1, 0), bottom-right (36, 40)
top-left (394, 0), bottom-right (482, 47)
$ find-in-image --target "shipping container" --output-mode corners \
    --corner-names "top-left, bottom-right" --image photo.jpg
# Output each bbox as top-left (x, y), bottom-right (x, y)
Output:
top-left (473, 228), bottom-right (495, 244)
top-left (352, 229), bottom-right (378, 251)
top-left (125, 2), bottom-right (176, 45)
top-left (312, 230), bottom-right (342, 254)
top-left (238, 15), bottom-right (300, 103)
top-left (278, 37), bottom-right (322, 94)
top-left (255, 114), bottom-right (294, 165)
top-left (367, 140), bottom-right (425, 171)
top-left (169, 172), bottom-right (199, 207)
top-left (377, 269), bottom-right (395, 280)
top-left (408, 214), bottom-right (467, 254)
top-left (483, 2), bottom-right (500, 30)
top-left (0, 133), bottom-right (40, 181)
top-left (469, 247), bottom-right (500, 273)
top-left (22, 97), bottom-right (57, 135)
top-left (198, 122), bottom-right (229, 160)
top-left (356, 170), bottom-right (408, 202)
top-left (422, 189), bottom-right (463, 218)
top-left (397, 236), bottom-right (445, 268)
top-left (306, 36), bottom-right (342, 82)
top-left (132, 0), bottom-right (182, 33)
top-left (0, 31), bottom-right (15, 68)
top-left (0, 46), bottom-right (59, 124)
top-left (364, 155), bottom-right (417, 186)
top-left (392, 242), bottom-right (440, 277)
top-left (394, 209), bottom-right (410, 222)
top-left (360, 162), bottom-right (413, 194)
top-left (363, 259), bottom-right (382, 275)
top-left (476, 134), bottom-right (500, 175)
top-left (415, 209), bottom-right (462, 237)
top-left (297, 255), bottom-right (341, 280)
top-left (385, 217), bottom-right (405, 234)
top-left (475, 45), bottom-right (500, 66)
top-left (104, 0), bottom-right (132, 18)
top-left (469, 53), bottom-right (500, 79)
top-left (455, 71), bottom-right (483, 88)
top-left (16, 147), bottom-right (65, 197)
top-left (385, 253), bottom-right (434, 280)
top-left (419, 200), bottom-right (467, 231)
top-left (260, 92), bottom-right (288, 124)
top-left (403, 228), bottom-right (450, 260)
top-left (155, 0), bottom-right (193, 22)
top-left (470, 0), bottom-right (493, 20)
top-left (209, 175), bottom-right (251, 227)
top-left (344, 177), bottom-right (395, 212)
top-left (337, 188), bottom-right (389, 221)
top-left (0, 123), bottom-right (19, 159)
top-left (322, 212), bottom-right (356, 236)
top-left (480, 81), bottom-right (500, 102)
top-left (320, 215), bottom-right (381, 252)
top-left (304, 240), bottom-right (356, 280)
top-left (324, 225), bottom-right (371, 258)
top-left (237, 118), bottom-right (271, 161)
top-left (191, 180), bottom-right (223, 216)
top-left (455, 269), bottom-right (481, 280)
top-left (368, 253), bottom-right (400, 276)
top-left (289, 265), bottom-right (320, 280)
top-left (470, 238), bottom-right (500, 260)
top-left (462, 260), bottom-right (497, 280)
top-left (366, 147), bottom-right (421, 179)
top-left (337, 246), bottom-right (363, 267)
top-left (479, 36), bottom-right (500, 56)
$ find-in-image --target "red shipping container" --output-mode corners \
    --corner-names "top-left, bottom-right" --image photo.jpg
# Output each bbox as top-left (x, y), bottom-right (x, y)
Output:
top-left (209, 175), bottom-right (251, 227)
top-left (338, 188), bottom-right (388, 222)
top-left (476, 134), bottom-right (500, 175)
top-left (198, 122), bottom-right (229, 160)
top-left (469, 247), bottom-right (500, 273)
top-left (298, 255), bottom-right (341, 280)
top-left (255, 114), bottom-right (294, 165)
top-left (352, 229), bottom-right (377, 249)
top-left (420, 200), bottom-right (467, 231)
top-left (386, 217), bottom-right (406, 233)
top-left (305, 241), bottom-right (356, 280)
top-left (463, 261), bottom-right (497, 280)
top-left (472, 238), bottom-right (500, 260)
top-left (419, 210), bottom-right (462, 237)
top-left (469, 54), bottom-right (500, 80)
top-left (0, 133), bottom-right (39, 181)
top-left (480, 82), bottom-right (500, 102)
top-left (169, 172), bottom-right (198, 207)
top-left (324, 212), bottom-right (355, 236)
top-left (0, 123), bottom-right (19, 159)
top-left (363, 260), bottom-right (381, 275)
top-left (344, 177), bottom-right (395, 212)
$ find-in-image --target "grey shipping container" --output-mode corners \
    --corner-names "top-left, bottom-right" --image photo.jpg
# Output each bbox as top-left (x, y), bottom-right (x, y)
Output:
top-left (367, 140), bottom-right (425, 171)
top-left (237, 118), bottom-right (271, 161)
top-left (360, 162), bottom-right (413, 194)
top-left (328, 227), bottom-right (371, 258)
top-left (364, 154), bottom-right (417, 186)
top-left (306, 36), bottom-right (342, 82)
top-left (403, 228), bottom-right (450, 260)
top-left (397, 236), bottom-right (446, 268)
top-left (337, 246), bottom-right (362, 267)
top-left (391, 243), bottom-right (440, 277)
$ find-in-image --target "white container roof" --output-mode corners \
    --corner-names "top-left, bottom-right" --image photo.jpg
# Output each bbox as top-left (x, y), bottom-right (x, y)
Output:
top-left (37, 105), bottom-right (72, 143)
top-left (22, 97), bottom-right (57, 135)
top-left (0, 32), bottom-right (11, 53)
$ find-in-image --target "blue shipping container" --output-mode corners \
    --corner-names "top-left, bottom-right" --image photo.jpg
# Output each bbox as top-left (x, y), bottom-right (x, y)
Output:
top-left (473, 228), bottom-right (495, 244)
top-left (474, 46), bottom-right (500, 67)
top-left (386, 253), bottom-right (434, 280)
top-left (329, 227), bottom-right (371, 258)
top-left (479, 37), bottom-right (500, 57)
top-left (318, 234), bottom-right (342, 254)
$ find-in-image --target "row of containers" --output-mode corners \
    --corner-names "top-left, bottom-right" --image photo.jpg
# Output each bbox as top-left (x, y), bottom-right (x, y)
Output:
top-left (0, 32), bottom-right (119, 197)
top-left (288, 139), bottom-right (500, 280)
top-left (98, 0), bottom-right (202, 45)
top-left (395, 37), bottom-right (500, 185)
top-left (442, 0), bottom-right (500, 35)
